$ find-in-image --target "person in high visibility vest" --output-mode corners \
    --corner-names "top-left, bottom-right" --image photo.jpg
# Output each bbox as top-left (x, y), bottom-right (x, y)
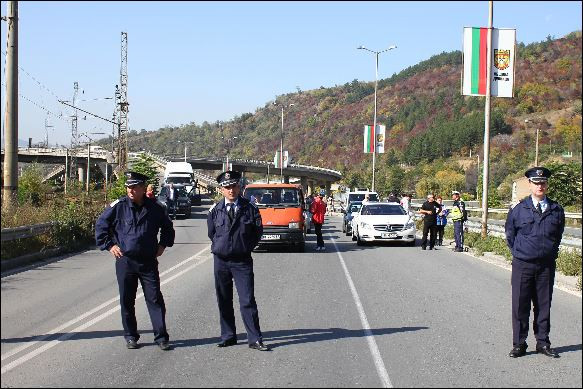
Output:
top-left (450, 191), bottom-right (466, 252)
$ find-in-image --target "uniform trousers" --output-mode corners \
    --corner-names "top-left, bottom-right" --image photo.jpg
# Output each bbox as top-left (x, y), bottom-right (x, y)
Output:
top-left (214, 255), bottom-right (262, 344)
top-left (453, 221), bottom-right (464, 250)
top-left (511, 258), bottom-right (555, 347)
top-left (314, 223), bottom-right (324, 247)
top-left (421, 222), bottom-right (437, 249)
top-left (115, 256), bottom-right (169, 343)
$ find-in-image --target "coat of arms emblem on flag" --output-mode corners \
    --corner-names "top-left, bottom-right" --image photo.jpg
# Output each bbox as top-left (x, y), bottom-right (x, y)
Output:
top-left (494, 49), bottom-right (510, 71)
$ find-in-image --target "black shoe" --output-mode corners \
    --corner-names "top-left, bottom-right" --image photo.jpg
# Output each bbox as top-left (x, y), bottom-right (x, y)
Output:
top-left (536, 345), bottom-right (559, 358)
top-left (248, 341), bottom-right (271, 351)
top-left (429, 247), bottom-right (435, 250)
top-left (217, 338), bottom-right (237, 348)
top-left (508, 344), bottom-right (527, 358)
top-left (157, 341), bottom-right (171, 351)
top-left (421, 247), bottom-right (427, 250)
top-left (126, 339), bottom-right (139, 349)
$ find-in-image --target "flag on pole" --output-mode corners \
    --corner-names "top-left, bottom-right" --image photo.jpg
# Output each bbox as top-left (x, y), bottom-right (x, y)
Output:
top-left (462, 27), bottom-right (516, 97)
top-left (274, 151), bottom-right (289, 168)
top-left (363, 125), bottom-right (386, 153)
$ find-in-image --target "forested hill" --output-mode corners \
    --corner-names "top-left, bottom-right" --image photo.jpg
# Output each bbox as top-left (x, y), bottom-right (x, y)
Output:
top-left (120, 31), bottom-right (582, 200)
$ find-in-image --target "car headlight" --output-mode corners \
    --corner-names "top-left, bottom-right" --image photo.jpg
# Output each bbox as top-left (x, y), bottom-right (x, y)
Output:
top-left (405, 221), bottom-right (415, 229)
top-left (360, 222), bottom-right (371, 229)
top-left (289, 222), bottom-right (300, 229)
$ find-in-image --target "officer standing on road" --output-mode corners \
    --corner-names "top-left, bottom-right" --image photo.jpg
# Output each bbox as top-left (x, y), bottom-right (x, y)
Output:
top-left (505, 167), bottom-right (565, 358)
top-left (418, 194), bottom-right (441, 250)
top-left (207, 170), bottom-right (270, 351)
top-left (95, 171), bottom-right (175, 351)
top-left (450, 190), bottom-right (466, 252)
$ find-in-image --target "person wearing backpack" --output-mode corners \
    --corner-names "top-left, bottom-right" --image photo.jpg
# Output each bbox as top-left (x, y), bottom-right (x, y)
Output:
top-left (450, 190), bottom-right (466, 252)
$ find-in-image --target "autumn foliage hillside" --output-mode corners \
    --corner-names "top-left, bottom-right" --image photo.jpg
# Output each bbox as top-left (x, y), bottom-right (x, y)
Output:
top-left (121, 32), bottom-right (582, 202)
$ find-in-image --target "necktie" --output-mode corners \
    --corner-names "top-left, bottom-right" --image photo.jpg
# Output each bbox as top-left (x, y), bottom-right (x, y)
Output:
top-left (536, 202), bottom-right (542, 214)
top-left (228, 205), bottom-right (235, 224)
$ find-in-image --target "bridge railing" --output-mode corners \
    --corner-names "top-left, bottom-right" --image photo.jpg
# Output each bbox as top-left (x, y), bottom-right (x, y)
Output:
top-left (1, 222), bottom-right (55, 242)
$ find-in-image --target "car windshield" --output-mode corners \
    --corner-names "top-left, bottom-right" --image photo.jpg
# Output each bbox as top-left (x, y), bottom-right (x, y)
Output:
top-left (166, 177), bottom-right (192, 185)
top-left (361, 204), bottom-right (406, 215)
top-left (350, 204), bottom-right (362, 212)
top-left (244, 188), bottom-right (302, 207)
top-left (349, 193), bottom-right (378, 202)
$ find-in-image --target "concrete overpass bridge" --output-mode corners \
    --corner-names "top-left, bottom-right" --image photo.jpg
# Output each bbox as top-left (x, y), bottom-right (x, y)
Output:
top-left (2, 148), bottom-right (342, 194)
top-left (1, 147), bottom-right (114, 183)
top-left (142, 152), bottom-right (342, 195)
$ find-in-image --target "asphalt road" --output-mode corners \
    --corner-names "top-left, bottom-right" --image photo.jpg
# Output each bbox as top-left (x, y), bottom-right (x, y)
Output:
top-left (1, 201), bottom-right (581, 387)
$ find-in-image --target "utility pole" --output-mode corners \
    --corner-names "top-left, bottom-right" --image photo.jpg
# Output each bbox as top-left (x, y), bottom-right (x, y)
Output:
top-left (535, 128), bottom-right (540, 166)
top-left (480, 0), bottom-right (493, 238)
top-left (69, 82), bottom-right (80, 181)
top-left (44, 115), bottom-right (54, 147)
top-left (2, 1), bottom-right (18, 211)
top-left (117, 32), bottom-right (129, 172)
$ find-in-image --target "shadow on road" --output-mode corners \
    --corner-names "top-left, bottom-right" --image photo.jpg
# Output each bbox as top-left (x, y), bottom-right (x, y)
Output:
top-left (1, 330), bottom-right (153, 344)
top-left (169, 326), bottom-right (429, 349)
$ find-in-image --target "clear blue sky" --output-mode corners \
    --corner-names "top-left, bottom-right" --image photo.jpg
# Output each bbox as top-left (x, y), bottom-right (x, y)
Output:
top-left (1, 1), bottom-right (581, 147)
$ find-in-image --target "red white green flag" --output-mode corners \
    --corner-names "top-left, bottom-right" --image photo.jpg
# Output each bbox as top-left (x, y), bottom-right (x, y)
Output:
top-left (462, 27), bottom-right (516, 97)
top-left (363, 125), bottom-right (385, 153)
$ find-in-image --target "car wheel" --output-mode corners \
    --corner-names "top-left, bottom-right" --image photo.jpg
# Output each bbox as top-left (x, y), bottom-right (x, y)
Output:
top-left (356, 231), bottom-right (364, 246)
top-left (352, 228), bottom-right (357, 241)
top-left (296, 242), bottom-right (305, 252)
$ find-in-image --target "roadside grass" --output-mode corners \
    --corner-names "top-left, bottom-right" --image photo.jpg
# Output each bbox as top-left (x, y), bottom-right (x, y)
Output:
top-left (1, 197), bottom-right (106, 261)
top-left (443, 225), bottom-right (582, 290)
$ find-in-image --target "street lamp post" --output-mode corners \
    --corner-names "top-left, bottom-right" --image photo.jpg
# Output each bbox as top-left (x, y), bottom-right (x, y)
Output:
top-left (273, 102), bottom-right (294, 182)
top-left (80, 132), bottom-right (106, 193)
top-left (357, 44), bottom-right (396, 192)
top-left (221, 136), bottom-right (238, 171)
top-left (525, 119), bottom-right (540, 166)
top-left (178, 141), bottom-right (196, 162)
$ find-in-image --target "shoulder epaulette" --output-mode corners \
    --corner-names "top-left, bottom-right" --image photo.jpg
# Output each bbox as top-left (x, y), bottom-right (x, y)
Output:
top-left (109, 199), bottom-right (120, 208)
top-left (209, 202), bottom-right (218, 213)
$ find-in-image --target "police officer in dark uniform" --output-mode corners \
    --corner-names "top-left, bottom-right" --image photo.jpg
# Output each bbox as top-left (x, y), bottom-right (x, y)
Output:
top-left (505, 167), bottom-right (565, 358)
top-left (95, 171), bottom-right (175, 350)
top-left (207, 170), bottom-right (270, 351)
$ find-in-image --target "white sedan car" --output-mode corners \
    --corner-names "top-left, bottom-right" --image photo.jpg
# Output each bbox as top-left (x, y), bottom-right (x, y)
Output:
top-left (352, 202), bottom-right (416, 246)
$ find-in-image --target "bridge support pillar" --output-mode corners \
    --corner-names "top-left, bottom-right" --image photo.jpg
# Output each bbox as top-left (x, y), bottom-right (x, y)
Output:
top-left (78, 165), bottom-right (85, 183)
top-left (300, 177), bottom-right (308, 195)
top-left (283, 175), bottom-right (290, 184)
top-left (308, 180), bottom-right (315, 195)
top-left (325, 181), bottom-right (331, 195)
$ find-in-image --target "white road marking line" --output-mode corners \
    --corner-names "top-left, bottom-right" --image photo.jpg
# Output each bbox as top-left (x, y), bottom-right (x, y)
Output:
top-left (330, 236), bottom-right (393, 388)
top-left (1, 245), bottom-right (211, 372)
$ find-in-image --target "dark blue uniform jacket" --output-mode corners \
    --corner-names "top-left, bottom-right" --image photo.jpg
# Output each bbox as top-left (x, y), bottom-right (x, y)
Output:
top-left (95, 196), bottom-right (175, 259)
top-left (505, 196), bottom-right (565, 263)
top-left (207, 196), bottom-right (263, 260)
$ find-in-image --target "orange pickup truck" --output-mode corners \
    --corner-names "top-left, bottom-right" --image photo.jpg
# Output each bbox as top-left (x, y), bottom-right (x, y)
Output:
top-left (243, 183), bottom-right (307, 252)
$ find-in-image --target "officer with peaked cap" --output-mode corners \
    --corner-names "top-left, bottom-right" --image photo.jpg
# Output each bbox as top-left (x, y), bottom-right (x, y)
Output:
top-left (95, 171), bottom-right (175, 350)
top-left (207, 170), bottom-right (270, 351)
top-left (504, 166), bottom-right (565, 358)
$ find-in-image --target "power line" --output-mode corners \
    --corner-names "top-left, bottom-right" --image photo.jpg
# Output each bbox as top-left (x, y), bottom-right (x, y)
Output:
top-left (1, 81), bottom-right (67, 121)
top-left (1, 50), bottom-right (62, 101)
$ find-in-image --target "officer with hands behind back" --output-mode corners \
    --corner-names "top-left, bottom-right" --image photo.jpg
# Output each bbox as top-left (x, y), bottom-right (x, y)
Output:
top-left (505, 167), bottom-right (565, 358)
top-left (207, 171), bottom-right (270, 351)
top-left (95, 171), bottom-right (175, 351)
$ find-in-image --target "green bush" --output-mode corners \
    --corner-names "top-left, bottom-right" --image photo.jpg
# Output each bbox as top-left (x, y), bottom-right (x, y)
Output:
top-left (556, 249), bottom-right (582, 277)
top-left (50, 199), bottom-right (103, 248)
top-left (17, 164), bottom-right (52, 206)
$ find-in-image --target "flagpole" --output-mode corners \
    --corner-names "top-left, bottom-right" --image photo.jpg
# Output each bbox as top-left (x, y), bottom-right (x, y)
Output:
top-left (481, 0), bottom-right (493, 238)
top-left (372, 52), bottom-right (378, 193)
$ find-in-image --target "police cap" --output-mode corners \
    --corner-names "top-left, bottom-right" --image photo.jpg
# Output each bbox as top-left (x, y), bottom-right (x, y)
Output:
top-left (525, 166), bottom-right (551, 183)
top-left (125, 171), bottom-right (149, 187)
top-left (452, 190), bottom-right (460, 195)
top-left (216, 170), bottom-right (241, 187)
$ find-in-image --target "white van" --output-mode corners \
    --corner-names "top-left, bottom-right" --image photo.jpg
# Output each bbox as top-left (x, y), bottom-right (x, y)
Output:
top-left (347, 190), bottom-right (378, 204)
top-left (163, 162), bottom-right (197, 201)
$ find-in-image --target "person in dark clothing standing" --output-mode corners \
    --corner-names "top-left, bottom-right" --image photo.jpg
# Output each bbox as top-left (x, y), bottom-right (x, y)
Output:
top-left (207, 170), bottom-right (270, 351)
top-left (95, 171), bottom-right (175, 350)
top-left (505, 167), bottom-right (565, 358)
top-left (418, 194), bottom-right (441, 250)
